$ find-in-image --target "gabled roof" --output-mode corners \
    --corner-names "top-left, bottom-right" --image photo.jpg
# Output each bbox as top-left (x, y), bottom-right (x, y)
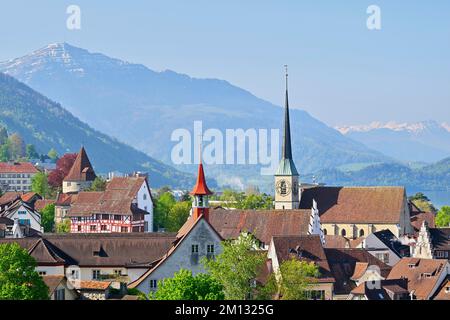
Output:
top-left (42, 275), bottom-right (66, 294)
top-left (67, 177), bottom-right (149, 217)
top-left (129, 215), bottom-right (222, 289)
top-left (0, 198), bottom-right (41, 223)
top-left (387, 257), bottom-right (448, 300)
top-left (0, 162), bottom-right (39, 174)
top-left (64, 147), bottom-right (96, 182)
top-left (0, 233), bottom-right (177, 268)
top-left (271, 235), bottom-right (334, 282)
top-left (324, 248), bottom-right (392, 295)
top-left (55, 193), bottom-right (78, 206)
top-left (411, 212), bottom-right (436, 233)
top-left (432, 276), bottom-right (450, 300)
top-left (351, 279), bottom-right (409, 300)
top-left (299, 186), bottom-right (406, 224)
top-left (28, 238), bottom-right (69, 265)
top-left (0, 192), bottom-right (41, 207)
top-left (34, 200), bottom-right (55, 212)
top-left (209, 208), bottom-right (311, 244)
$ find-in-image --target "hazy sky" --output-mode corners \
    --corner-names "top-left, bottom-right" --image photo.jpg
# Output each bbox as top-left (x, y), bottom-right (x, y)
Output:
top-left (0, 0), bottom-right (449, 126)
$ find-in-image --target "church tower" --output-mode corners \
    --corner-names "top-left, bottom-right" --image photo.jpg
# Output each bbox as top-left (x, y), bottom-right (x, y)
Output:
top-left (274, 66), bottom-right (300, 210)
top-left (190, 153), bottom-right (213, 221)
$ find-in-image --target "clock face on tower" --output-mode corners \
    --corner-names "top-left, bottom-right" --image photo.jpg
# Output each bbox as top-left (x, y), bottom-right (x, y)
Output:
top-left (276, 179), bottom-right (291, 197)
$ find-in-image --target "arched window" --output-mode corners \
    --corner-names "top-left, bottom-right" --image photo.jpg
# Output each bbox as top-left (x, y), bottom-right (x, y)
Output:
top-left (323, 228), bottom-right (328, 235)
top-left (341, 229), bottom-right (346, 237)
top-left (359, 229), bottom-right (365, 237)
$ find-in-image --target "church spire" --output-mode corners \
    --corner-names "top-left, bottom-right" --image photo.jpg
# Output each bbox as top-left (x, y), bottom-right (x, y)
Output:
top-left (282, 65), bottom-right (293, 160)
top-left (274, 66), bottom-right (300, 209)
top-left (275, 65), bottom-right (298, 176)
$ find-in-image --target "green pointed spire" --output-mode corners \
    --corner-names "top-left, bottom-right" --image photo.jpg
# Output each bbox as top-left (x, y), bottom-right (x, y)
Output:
top-left (275, 65), bottom-right (299, 176)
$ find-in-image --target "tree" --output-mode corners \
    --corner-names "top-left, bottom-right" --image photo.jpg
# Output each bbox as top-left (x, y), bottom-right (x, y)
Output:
top-left (0, 243), bottom-right (49, 300)
top-left (0, 143), bottom-right (11, 162)
top-left (157, 186), bottom-right (172, 196)
top-left (203, 233), bottom-right (266, 300)
top-left (48, 153), bottom-right (77, 188)
top-left (409, 192), bottom-right (437, 213)
top-left (275, 258), bottom-right (320, 300)
top-left (126, 288), bottom-right (147, 300)
top-left (47, 148), bottom-right (58, 161)
top-left (240, 193), bottom-right (273, 210)
top-left (25, 144), bottom-right (39, 160)
top-left (166, 201), bottom-right (192, 232)
top-left (436, 206), bottom-right (450, 227)
top-left (87, 176), bottom-right (107, 191)
top-left (151, 269), bottom-right (224, 300)
top-left (0, 126), bottom-right (8, 145)
top-left (31, 172), bottom-right (49, 198)
top-left (56, 219), bottom-right (71, 233)
top-left (40, 203), bottom-right (55, 232)
top-left (153, 192), bottom-right (176, 231)
top-left (180, 191), bottom-right (192, 202)
top-left (219, 189), bottom-right (245, 208)
top-left (8, 133), bottom-right (25, 159)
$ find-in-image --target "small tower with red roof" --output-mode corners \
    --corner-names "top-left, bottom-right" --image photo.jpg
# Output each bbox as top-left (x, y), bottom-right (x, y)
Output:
top-left (190, 157), bottom-right (213, 221)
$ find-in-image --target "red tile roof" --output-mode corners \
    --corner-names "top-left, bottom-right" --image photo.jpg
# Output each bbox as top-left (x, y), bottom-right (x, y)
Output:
top-left (411, 212), bottom-right (436, 233)
top-left (42, 275), bottom-right (65, 294)
top-left (324, 248), bottom-right (392, 295)
top-left (299, 186), bottom-right (406, 224)
top-left (433, 276), bottom-right (450, 300)
top-left (67, 177), bottom-right (148, 217)
top-left (64, 147), bottom-right (96, 182)
top-left (387, 258), bottom-right (448, 300)
top-left (209, 208), bottom-right (311, 244)
top-left (271, 235), bottom-right (334, 282)
top-left (0, 162), bottom-right (39, 174)
top-left (34, 199), bottom-right (55, 212)
top-left (77, 280), bottom-right (111, 290)
top-left (55, 193), bottom-right (78, 206)
top-left (0, 192), bottom-right (42, 207)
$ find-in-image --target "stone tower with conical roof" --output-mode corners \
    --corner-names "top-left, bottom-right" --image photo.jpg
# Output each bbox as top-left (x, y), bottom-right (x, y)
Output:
top-left (274, 66), bottom-right (300, 210)
top-left (62, 146), bottom-right (97, 194)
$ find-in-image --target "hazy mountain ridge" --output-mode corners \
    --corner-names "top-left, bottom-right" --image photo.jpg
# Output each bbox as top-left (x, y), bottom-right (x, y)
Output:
top-left (0, 72), bottom-right (194, 188)
top-left (0, 43), bottom-right (391, 188)
top-left (336, 120), bottom-right (450, 163)
top-left (307, 156), bottom-right (450, 192)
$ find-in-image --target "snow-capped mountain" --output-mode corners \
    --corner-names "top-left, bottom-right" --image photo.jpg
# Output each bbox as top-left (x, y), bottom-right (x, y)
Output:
top-left (336, 121), bottom-right (450, 163)
top-left (0, 43), bottom-right (135, 81)
top-left (336, 121), bottom-right (450, 135)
